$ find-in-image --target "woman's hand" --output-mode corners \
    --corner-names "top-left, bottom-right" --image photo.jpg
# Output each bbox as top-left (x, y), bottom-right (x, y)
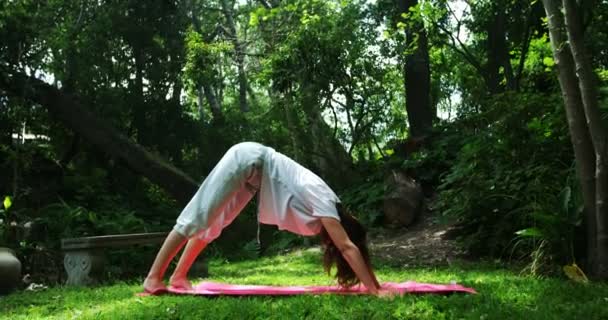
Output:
top-left (375, 288), bottom-right (401, 299)
top-left (367, 281), bottom-right (398, 298)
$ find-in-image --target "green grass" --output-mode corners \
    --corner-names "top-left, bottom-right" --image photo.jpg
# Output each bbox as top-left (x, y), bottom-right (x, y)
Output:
top-left (1, 249), bottom-right (607, 320)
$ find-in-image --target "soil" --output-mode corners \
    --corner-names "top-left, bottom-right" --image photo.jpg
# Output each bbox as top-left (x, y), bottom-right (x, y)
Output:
top-left (368, 209), bottom-right (469, 267)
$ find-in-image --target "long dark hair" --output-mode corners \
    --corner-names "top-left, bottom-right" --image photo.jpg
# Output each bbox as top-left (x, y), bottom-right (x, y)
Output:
top-left (319, 203), bottom-right (372, 288)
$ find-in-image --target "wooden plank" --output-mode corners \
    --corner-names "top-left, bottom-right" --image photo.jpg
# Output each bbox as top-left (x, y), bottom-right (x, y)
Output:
top-left (61, 232), bottom-right (169, 250)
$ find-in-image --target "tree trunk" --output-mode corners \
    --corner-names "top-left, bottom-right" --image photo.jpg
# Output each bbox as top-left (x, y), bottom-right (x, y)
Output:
top-left (280, 90), bottom-right (303, 162)
top-left (257, 0), bottom-right (272, 9)
top-left (312, 111), bottom-right (355, 186)
top-left (309, 111), bottom-right (355, 188)
top-left (542, 0), bottom-right (598, 276)
top-left (399, 0), bottom-right (433, 139)
top-left (197, 86), bottom-right (206, 120)
top-left (190, 0), bottom-right (223, 121)
top-left (0, 70), bottom-right (199, 205)
top-left (221, 0), bottom-right (249, 113)
top-left (171, 73), bottom-right (183, 105)
top-left (203, 84), bottom-right (223, 121)
top-left (299, 85), bottom-right (354, 188)
top-left (514, 3), bottom-right (541, 91)
top-left (486, 1), bottom-right (515, 93)
top-left (563, 0), bottom-right (608, 278)
top-left (132, 44), bottom-right (147, 143)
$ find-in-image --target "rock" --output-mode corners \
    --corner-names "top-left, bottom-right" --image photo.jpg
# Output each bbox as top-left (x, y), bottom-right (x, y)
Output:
top-left (383, 170), bottom-right (423, 228)
top-left (0, 247), bottom-right (22, 294)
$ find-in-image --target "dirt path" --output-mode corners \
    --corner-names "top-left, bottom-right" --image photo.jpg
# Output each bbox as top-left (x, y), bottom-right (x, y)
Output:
top-left (369, 210), bottom-right (468, 267)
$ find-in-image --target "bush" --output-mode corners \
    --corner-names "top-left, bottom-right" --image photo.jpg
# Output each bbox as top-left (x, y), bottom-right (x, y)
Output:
top-left (409, 92), bottom-right (580, 269)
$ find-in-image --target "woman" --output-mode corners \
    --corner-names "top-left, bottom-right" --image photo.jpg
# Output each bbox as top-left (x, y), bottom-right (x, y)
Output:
top-left (143, 142), bottom-right (383, 295)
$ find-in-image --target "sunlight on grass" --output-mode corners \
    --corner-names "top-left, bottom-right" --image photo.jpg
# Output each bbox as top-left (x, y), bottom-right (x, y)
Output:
top-left (1, 249), bottom-right (607, 319)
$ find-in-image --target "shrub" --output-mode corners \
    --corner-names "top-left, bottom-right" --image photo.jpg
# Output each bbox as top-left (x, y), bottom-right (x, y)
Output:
top-left (412, 92), bottom-right (579, 268)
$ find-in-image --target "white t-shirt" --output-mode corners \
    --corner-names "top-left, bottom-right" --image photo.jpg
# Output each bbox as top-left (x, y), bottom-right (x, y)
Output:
top-left (258, 147), bottom-right (341, 236)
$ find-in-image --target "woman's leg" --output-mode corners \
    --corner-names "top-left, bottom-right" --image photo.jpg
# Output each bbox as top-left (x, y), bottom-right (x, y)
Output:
top-left (143, 230), bottom-right (188, 293)
top-left (169, 237), bottom-right (208, 290)
top-left (168, 181), bottom-right (259, 290)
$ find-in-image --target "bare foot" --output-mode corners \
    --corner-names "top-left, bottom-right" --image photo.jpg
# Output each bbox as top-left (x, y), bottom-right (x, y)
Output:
top-left (169, 276), bottom-right (193, 291)
top-left (143, 277), bottom-right (168, 295)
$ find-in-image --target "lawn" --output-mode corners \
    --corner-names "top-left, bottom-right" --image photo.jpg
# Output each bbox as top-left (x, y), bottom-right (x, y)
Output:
top-left (1, 249), bottom-right (607, 320)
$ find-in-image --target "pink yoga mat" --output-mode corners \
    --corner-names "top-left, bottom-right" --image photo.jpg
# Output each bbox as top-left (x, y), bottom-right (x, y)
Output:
top-left (153, 281), bottom-right (476, 296)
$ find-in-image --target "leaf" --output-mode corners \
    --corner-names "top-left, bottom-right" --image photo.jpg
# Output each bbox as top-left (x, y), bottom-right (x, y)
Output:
top-left (515, 228), bottom-right (543, 238)
top-left (563, 263), bottom-right (589, 283)
top-left (542, 57), bottom-right (555, 67)
top-left (3, 196), bottom-right (11, 210)
top-left (249, 12), bottom-right (259, 27)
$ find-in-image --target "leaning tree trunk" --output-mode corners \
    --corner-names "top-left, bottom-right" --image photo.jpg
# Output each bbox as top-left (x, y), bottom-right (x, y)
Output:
top-left (399, 0), bottom-right (433, 139)
top-left (542, 0), bottom-right (600, 277)
top-left (0, 70), bottom-right (199, 205)
top-left (562, 0), bottom-right (608, 278)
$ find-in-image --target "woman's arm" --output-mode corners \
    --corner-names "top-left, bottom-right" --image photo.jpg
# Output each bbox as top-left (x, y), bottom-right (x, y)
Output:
top-left (320, 217), bottom-right (381, 294)
top-left (369, 264), bottom-right (381, 289)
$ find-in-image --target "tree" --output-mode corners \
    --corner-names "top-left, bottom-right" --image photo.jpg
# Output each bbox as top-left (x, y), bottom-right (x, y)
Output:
top-left (428, 1), bottom-right (544, 99)
top-left (220, 0), bottom-right (250, 112)
top-left (396, 0), bottom-right (433, 138)
top-left (542, 0), bottom-right (608, 279)
top-left (188, 0), bottom-right (224, 121)
top-left (252, 0), bottom-right (363, 186)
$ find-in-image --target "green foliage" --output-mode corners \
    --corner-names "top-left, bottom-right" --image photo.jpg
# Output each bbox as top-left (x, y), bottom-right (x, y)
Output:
top-left (34, 201), bottom-right (146, 240)
top-left (11, 199), bottom-right (157, 282)
top-left (183, 29), bottom-right (232, 93)
top-left (428, 92), bottom-right (577, 265)
top-left (263, 231), bottom-right (306, 255)
top-left (513, 185), bottom-right (582, 275)
top-left (3, 196), bottom-right (11, 210)
top-left (0, 196), bottom-right (11, 246)
top-left (253, 0), bottom-right (403, 165)
top-left (2, 196), bottom-right (148, 248)
top-left (339, 173), bottom-right (386, 226)
top-left (401, 124), bottom-right (463, 189)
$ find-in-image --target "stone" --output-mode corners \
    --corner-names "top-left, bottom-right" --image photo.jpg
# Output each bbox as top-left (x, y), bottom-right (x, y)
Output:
top-left (383, 170), bottom-right (423, 227)
top-left (61, 232), bottom-right (168, 286)
top-left (64, 250), bottom-right (105, 286)
top-left (0, 247), bottom-right (22, 294)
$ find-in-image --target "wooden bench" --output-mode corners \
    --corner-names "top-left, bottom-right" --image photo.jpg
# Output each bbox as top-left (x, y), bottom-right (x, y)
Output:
top-left (61, 232), bottom-right (168, 286)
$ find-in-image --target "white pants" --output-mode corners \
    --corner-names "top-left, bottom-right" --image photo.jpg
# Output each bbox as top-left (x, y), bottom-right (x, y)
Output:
top-left (173, 142), bottom-right (267, 241)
